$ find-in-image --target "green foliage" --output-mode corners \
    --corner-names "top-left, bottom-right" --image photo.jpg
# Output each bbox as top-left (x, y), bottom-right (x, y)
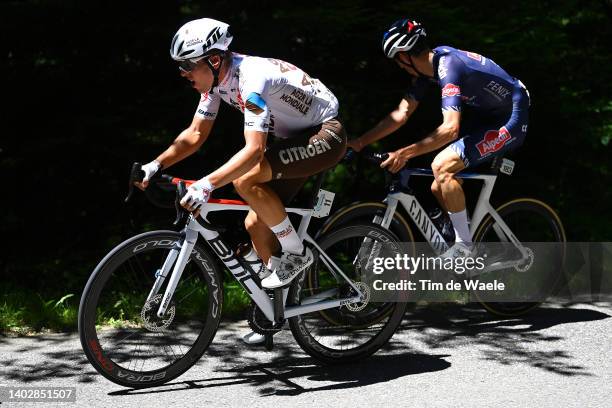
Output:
top-left (0, 289), bottom-right (78, 333)
top-left (1, 283), bottom-right (251, 333)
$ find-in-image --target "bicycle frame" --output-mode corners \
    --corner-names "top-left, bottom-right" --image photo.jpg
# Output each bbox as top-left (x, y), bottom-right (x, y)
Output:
top-left (147, 199), bottom-right (364, 321)
top-left (377, 168), bottom-right (530, 274)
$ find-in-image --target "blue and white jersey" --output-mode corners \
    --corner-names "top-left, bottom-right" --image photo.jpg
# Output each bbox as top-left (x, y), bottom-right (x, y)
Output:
top-left (405, 45), bottom-right (529, 140)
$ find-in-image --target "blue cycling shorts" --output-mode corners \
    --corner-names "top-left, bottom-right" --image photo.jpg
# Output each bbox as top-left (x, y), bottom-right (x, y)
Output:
top-left (448, 89), bottom-right (529, 168)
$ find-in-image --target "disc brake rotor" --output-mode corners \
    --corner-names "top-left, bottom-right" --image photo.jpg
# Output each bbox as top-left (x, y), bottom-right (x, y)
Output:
top-left (514, 247), bottom-right (535, 272)
top-left (140, 294), bottom-right (176, 332)
top-left (345, 282), bottom-right (371, 312)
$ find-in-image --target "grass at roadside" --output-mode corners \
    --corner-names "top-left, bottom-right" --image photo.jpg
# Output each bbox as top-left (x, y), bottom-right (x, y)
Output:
top-left (0, 284), bottom-right (251, 335)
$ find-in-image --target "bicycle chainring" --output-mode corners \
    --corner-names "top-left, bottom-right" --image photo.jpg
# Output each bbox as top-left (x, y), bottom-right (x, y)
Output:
top-left (247, 302), bottom-right (283, 335)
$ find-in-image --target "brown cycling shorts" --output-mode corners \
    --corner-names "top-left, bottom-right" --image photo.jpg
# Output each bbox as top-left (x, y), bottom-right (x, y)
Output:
top-left (264, 117), bottom-right (347, 205)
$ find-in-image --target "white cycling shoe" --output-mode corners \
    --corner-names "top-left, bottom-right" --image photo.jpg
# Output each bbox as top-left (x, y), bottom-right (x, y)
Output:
top-left (242, 331), bottom-right (266, 345)
top-left (261, 247), bottom-right (314, 289)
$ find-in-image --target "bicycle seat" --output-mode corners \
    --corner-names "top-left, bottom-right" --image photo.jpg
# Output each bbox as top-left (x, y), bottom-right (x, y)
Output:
top-left (473, 154), bottom-right (516, 176)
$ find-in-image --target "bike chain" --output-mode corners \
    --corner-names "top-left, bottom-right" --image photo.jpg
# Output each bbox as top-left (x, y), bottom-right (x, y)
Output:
top-left (247, 302), bottom-right (284, 335)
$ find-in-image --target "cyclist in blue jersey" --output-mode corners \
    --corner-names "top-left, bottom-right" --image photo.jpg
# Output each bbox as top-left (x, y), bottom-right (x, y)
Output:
top-left (348, 18), bottom-right (530, 257)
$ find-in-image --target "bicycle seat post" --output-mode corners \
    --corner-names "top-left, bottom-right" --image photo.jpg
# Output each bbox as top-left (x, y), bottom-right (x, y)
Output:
top-left (308, 170), bottom-right (328, 209)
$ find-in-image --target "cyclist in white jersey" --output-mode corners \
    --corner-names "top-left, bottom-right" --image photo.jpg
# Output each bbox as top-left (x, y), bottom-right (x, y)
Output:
top-left (135, 19), bottom-right (346, 342)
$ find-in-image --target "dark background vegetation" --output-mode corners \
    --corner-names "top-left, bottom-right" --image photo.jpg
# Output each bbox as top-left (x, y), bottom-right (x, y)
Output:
top-left (1, 0), bottom-right (610, 329)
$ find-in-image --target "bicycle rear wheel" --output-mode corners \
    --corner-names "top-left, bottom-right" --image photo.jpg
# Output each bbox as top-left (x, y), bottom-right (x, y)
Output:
top-left (473, 198), bottom-right (566, 316)
top-left (289, 223), bottom-right (408, 364)
top-left (78, 230), bottom-right (223, 388)
top-left (318, 201), bottom-right (415, 243)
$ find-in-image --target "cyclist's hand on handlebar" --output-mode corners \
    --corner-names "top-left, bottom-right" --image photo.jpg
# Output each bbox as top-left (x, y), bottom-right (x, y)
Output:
top-left (134, 160), bottom-right (161, 190)
top-left (179, 178), bottom-right (214, 218)
top-left (381, 150), bottom-right (407, 173)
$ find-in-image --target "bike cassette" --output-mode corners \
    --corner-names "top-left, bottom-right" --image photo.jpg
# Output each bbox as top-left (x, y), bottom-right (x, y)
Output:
top-left (140, 294), bottom-right (176, 332)
top-left (514, 247), bottom-right (534, 272)
top-left (344, 282), bottom-right (371, 312)
top-left (247, 302), bottom-right (283, 335)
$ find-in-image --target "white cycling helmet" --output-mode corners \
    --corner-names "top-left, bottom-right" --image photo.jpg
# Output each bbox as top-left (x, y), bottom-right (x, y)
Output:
top-left (170, 18), bottom-right (233, 89)
top-left (170, 18), bottom-right (233, 62)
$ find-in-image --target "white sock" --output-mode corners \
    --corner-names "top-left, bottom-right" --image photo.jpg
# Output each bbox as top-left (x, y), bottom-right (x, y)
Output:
top-left (270, 216), bottom-right (304, 255)
top-left (448, 209), bottom-right (472, 245)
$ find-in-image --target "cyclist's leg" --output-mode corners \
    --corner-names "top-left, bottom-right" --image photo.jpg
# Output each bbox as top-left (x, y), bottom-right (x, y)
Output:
top-left (242, 179), bottom-right (306, 263)
top-left (438, 105), bottom-right (529, 250)
top-left (234, 117), bottom-right (346, 260)
top-left (262, 118), bottom-right (347, 287)
top-left (431, 147), bottom-right (469, 249)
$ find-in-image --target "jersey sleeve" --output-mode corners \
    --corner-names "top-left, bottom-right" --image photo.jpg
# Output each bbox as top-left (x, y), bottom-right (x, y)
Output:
top-left (239, 64), bottom-right (271, 133)
top-left (438, 54), bottom-right (465, 112)
top-left (194, 92), bottom-right (221, 120)
top-left (403, 76), bottom-right (429, 102)
top-left (502, 82), bottom-right (530, 137)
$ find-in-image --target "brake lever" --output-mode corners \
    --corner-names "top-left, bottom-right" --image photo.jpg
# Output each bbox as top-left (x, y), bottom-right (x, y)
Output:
top-left (173, 181), bottom-right (189, 226)
top-left (125, 162), bottom-right (145, 203)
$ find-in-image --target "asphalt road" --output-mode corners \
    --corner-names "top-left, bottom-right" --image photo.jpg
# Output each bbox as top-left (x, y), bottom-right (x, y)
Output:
top-left (1, 302), bottom-right (610, 408)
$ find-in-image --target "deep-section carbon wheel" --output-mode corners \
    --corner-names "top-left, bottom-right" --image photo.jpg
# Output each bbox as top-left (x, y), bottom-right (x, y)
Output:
top-left (290, 223), bottom-right (408, 364)
top-left (78, 230), bottom-right (223, 387)
top-left (473, 198), bottom-right (566, 316)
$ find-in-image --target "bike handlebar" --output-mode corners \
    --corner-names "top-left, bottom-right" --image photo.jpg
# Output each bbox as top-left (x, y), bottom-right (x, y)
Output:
top-left (125, 162), bottom-right (220, 230)
top-left (343, 148), bottom-right (389, 166)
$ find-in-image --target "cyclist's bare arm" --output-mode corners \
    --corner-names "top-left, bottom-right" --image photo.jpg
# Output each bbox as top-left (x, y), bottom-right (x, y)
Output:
top-left (135, 116), bottom-right (214, 190)
top-left (348, 97), bottom-right (419, 151)
top-left (396, 109), bottom-right (461, 159)
top-left (156, 116), bottom-right (215, 169)
top-left (205, 129), bottom-right (267, 189)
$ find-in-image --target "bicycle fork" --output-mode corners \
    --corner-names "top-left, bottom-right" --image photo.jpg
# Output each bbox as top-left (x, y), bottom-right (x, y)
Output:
top-left (144, 228), bottom-right (199, 318)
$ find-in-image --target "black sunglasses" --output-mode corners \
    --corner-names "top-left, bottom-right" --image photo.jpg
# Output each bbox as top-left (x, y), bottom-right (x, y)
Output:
top-left (178, 59), bottom-right (202, 73)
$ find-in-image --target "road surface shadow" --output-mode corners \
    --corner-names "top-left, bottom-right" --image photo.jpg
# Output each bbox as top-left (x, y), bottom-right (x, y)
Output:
top-left (108, 352), bottom-right (451, 397)
top-left (396, 303), bottom-right (610, 376)
top-left (0, 303), bottom-right (608, 385)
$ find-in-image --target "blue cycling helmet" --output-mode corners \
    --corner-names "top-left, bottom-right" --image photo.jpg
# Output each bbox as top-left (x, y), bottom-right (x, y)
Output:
top-left (382, 18), bottom-right (427, 58)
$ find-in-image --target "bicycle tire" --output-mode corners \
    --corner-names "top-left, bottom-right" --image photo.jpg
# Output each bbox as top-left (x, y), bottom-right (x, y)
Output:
top-left (473, 198), bottom-right (566, 316)
top-left (289, 222), bottom-right (408, 364)
top-left (78, 230), bottom-right (223, 388)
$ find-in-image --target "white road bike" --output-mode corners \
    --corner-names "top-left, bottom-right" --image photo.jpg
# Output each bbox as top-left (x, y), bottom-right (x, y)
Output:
top-left (319, 151), bottom-right (566, 316)
top-left (78, 163), bottom-right (408, 388)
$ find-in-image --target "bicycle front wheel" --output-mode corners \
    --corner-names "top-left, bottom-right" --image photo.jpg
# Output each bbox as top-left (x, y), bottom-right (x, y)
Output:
top-left (473, 198), bottom-right (566, 316)
top-left (78, 230), bottom-right (223, 388)
top-left (289, 223), bottom-right (408, 364)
